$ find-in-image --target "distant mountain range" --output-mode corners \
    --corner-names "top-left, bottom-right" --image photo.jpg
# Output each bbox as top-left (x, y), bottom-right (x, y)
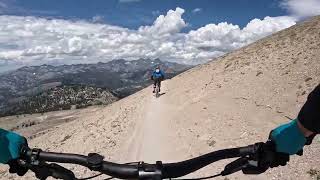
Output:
top-left (0, 58), bottom-right (191, 116)
top-left (3, 85), bottom-right (119, 116)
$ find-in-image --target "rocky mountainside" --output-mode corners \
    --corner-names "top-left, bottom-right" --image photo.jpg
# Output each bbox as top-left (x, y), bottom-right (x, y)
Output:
top-left (0, 58), bottom-right (191, 116)
top-left (1, 16), bottom-right (319, 180)
top-left (1, 85), bottom-right (118, 117)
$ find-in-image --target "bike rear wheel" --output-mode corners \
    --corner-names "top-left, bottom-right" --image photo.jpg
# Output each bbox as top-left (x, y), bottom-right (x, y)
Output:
top-left (155, 84), bottom-right (160, 98)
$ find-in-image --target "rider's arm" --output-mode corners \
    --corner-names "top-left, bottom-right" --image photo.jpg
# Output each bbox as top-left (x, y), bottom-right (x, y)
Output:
top-left (297, 120), bottom-right (314, 137)
top-left (0, 128), bottom-right (27, 164)
top-left (270, 84), bottom-right (319, 155)
top-left (160, 70), bottom-right (165, 79)
top-left (297, 84), bottom-right (320, 134)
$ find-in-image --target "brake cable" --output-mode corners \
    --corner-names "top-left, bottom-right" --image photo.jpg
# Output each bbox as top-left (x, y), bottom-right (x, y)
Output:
top-left (77, 161), bottom-right (141, 180)
top-left (103, 177), bottom-right (115, 180)
top-left (172, 155), bottom-right (252, 180)
top-left (77, 173), bottom-right (103, 180)
top-left (170, 173), bottom-right (222, 180)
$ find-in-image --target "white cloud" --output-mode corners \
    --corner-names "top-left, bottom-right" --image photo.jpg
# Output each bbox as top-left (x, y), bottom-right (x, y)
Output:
top-left (139, 7), bottom-right (186, 35)
top-left (192, 8), bottom-right (202, 13)
top-left (0, 7), bottom-right (296, 67)
top-left (92, 15), bottom-right (104, 23)
top-left (280, 0), bottom-right (320, 19)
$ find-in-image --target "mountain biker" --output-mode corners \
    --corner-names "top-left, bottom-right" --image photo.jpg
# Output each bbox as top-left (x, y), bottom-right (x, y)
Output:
top-left (150, 66), bottom-right (165, 93)
top-left (0, 84), bottom-right (319, 176)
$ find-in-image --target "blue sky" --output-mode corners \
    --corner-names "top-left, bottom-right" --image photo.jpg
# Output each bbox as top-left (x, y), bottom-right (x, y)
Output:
top-left (1, 0), bottom-right (288, 30)
top-left (0, 0), bottom-right (319, 71)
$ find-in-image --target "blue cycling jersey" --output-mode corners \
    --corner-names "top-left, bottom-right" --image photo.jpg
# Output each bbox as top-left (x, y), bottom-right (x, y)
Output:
top-left (152, 70), bottom-right (165, 79)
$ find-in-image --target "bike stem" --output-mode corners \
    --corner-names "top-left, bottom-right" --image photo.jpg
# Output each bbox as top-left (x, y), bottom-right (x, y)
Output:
top-left (137, 161), bottom-right (163, 180)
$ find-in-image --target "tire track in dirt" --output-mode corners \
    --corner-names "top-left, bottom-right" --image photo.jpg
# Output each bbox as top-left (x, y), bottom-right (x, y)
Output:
top-left (123, 83), bottom-right (182, 163)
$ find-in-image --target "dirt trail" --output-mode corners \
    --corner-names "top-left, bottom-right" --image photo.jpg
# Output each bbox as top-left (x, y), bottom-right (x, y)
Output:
top-left (123, 83), bottom-right (183, 163)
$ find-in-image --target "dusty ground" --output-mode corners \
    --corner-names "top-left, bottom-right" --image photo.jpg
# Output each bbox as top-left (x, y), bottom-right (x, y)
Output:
top-left (0, 16), bottom-right (320, 180)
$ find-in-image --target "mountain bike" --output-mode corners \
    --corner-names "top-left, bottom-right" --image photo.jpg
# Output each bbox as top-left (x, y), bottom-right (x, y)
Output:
top-left (155, 81), bottom-right (160, 98)
top-left (12, 140), bottom-right (290, 180)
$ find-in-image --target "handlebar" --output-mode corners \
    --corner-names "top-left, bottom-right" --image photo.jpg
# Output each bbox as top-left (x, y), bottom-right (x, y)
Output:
top-left (18, 142), bottom-right (271, 179)
top-left (162, 144), bottom-right (259, 178)
top-left (21, 148), bottom-right (138, 179)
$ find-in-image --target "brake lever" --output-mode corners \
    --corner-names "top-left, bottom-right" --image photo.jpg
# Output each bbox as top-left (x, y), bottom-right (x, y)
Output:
top-left (221, 157), bottom-right (249, 176)
top-left (49, 163), bottom-right (76, 180)
top-left (25, 161), bottom-right (76, 180)
top-left (242, 140), bottom-right (291, 174)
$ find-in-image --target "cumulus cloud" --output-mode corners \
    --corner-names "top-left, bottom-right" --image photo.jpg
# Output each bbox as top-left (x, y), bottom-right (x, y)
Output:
top-left (139, 7), bottom-right (186, 35)
top-left (192, 8), bottom-right (202, 13)
top-left (0, 7), bottom-right (296, 67)
top-left (280, 0), bottom-right (320, 19)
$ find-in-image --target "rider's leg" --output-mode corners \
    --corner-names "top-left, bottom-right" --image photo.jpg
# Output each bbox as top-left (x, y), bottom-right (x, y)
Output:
top-left (153, 81), bottom-right (156, 93)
